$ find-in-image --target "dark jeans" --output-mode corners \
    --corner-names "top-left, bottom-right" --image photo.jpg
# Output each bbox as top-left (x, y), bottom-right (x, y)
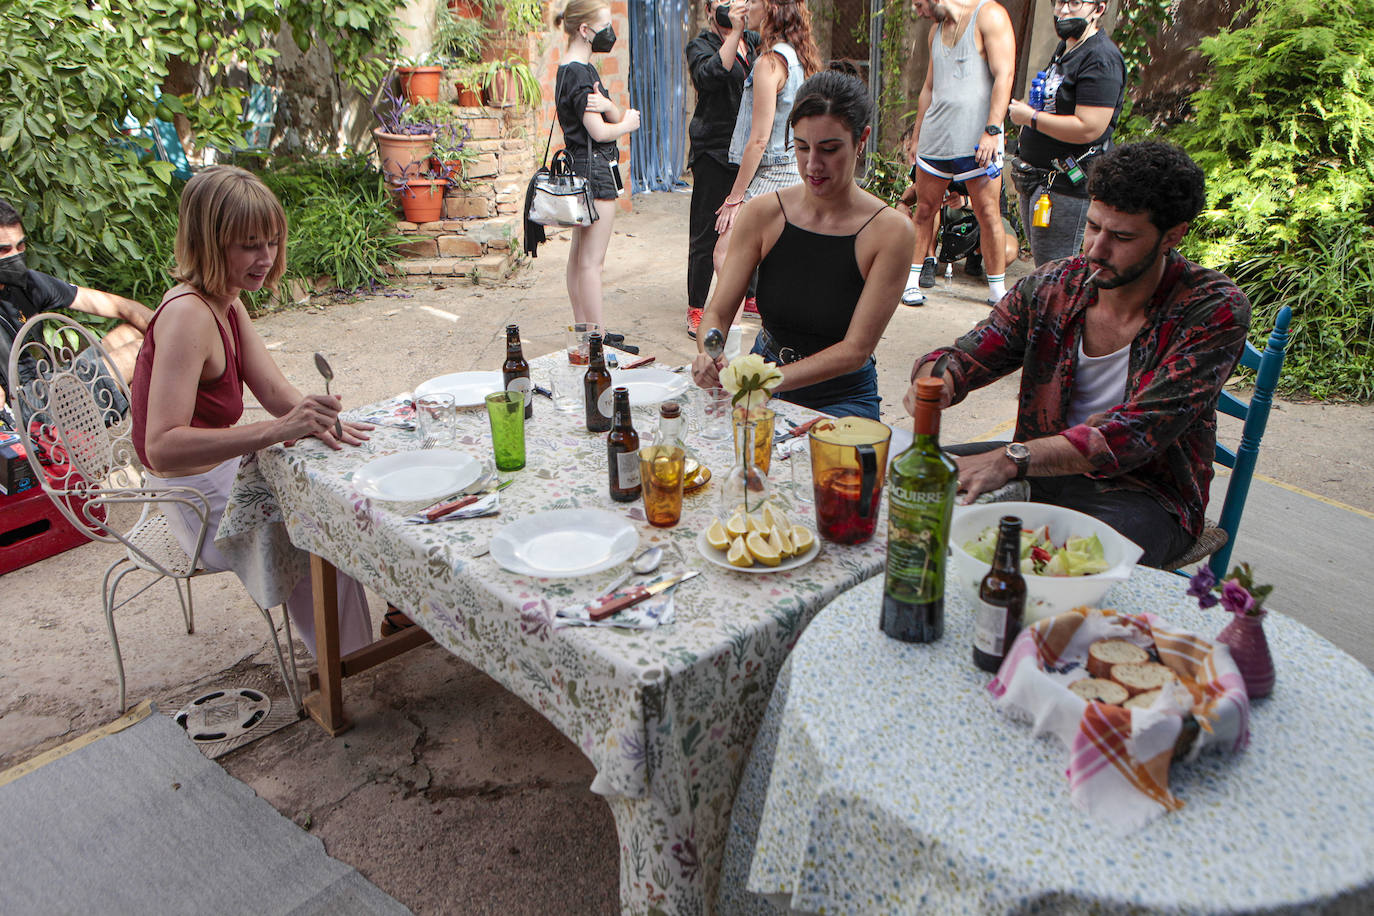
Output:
top-left (944, 440), bottom-right (1192, 568)
top-left (687, 156), bottom-right (756, 309)
top-left (750, 335), bottom-right (880, 420)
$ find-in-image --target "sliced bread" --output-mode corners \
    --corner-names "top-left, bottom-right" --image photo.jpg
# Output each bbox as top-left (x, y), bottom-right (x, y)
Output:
top-left (1111, 662), bottom-right (1178, 696)
top-left (1086, 638), bottom-right (1149, 680)
top-left (1069, 677), bottom-right (1130, 705)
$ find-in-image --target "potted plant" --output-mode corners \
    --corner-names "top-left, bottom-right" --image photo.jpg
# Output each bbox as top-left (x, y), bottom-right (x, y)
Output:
top-left (495, 0), bottom-right (545, 36)
top-left (430, 119), bottom-right (476, 186)
top-left (397, 162), bottom-right (455, 223)
top-left (433, 4), bottom-right (489, 106)
top-left (396, 54), bottom-right (445, 104)
top-left (372, 85), bottom-right (438, 185)
top-left (479, 54), bottom-right (541, 108)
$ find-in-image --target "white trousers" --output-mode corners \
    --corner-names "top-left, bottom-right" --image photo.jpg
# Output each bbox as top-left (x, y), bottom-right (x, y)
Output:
top-left (149, 458), bottom-right (374, 657)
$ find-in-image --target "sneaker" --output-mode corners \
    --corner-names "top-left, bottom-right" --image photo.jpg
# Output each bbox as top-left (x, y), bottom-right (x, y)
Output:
top-left (918, 257), bottom-right (937, 288)
top-left (964, 252), bottom-right (984, 278)
top-left (742, 296), bottom-right (759, 315)
top-left (686, 307), bottom-right (703, 339)
top-left (900, 283), bottom-right (926, 307)
top-left (381, 605), bottom-right (415, 637)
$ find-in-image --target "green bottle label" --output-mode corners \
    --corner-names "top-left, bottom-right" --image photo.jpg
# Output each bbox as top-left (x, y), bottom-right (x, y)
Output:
top-left (885, 483), bottom-right (954, 603)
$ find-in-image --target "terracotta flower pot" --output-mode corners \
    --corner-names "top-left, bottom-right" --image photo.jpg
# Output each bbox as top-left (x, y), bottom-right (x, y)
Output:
top-left (397, 66), bottom-right (444, 104)
top-left (1217, 610), bottom-right (1275, 699)
top-left (373, 127), bottom-right (435, 184)
top-left (400, 178), bottom-right (449, 223)
top-left (484, 69), bottom-right (518, 108)
top-left (454, 80), bottom-right (483, 108)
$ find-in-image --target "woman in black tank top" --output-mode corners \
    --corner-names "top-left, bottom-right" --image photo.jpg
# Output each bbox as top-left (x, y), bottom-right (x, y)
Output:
top-left (692, 71), bottom-right (914, 419)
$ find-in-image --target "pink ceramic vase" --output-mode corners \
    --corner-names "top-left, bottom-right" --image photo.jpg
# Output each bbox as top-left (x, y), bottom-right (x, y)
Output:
top-left (1217, 609), bottom-right (1275, 699)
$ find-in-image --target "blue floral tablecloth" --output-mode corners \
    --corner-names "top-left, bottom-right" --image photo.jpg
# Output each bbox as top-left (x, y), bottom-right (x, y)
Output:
top-left (219, 354), bottom-right (889, 915)
top-left (719, 569), bottom-right (1374, 915)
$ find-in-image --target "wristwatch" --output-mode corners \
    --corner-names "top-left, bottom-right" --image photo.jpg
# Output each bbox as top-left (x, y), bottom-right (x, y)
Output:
top-left (985, 124), bottom-right (1003, 136)
top-left (1004, 442), bottom-right (1030, 479)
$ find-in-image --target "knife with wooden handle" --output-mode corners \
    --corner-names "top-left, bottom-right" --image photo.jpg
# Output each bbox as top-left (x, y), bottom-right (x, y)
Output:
top-left (621, 355), bottom-right (656, 370)
top-left (586, 570), bottom-right (700, 621)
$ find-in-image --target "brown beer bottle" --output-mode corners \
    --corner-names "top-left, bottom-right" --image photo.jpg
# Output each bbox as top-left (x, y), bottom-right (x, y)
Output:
top-left (606, 387), bottom-right (641, 502)
top-left (502, 324), bottom-right (533, 420)
top-left (583, 333), bottom-right (612, 433)
top-left (973, 515), bottom-right (1028, 673)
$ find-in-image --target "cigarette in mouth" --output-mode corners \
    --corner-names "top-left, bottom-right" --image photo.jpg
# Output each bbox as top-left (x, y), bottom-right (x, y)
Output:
top-left (1086, 268), bottom-right (1103, 285)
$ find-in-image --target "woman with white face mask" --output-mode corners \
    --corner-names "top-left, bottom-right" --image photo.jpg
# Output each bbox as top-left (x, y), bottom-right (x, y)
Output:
top-left (553, 0), bottom-right (641, 326)
top-left (1006, 0), bottom-right (1126, 265)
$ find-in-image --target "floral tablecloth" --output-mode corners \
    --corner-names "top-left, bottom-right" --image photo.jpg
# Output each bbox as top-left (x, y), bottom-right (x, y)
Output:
top-left (718, 569), bottom-right (1374, 915)
top-left (218, 354), bottom-right (890, 915)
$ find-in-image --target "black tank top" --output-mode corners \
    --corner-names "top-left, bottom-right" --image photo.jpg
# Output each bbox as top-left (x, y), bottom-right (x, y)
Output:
top-left (755, 193), bottom-right (885, 355)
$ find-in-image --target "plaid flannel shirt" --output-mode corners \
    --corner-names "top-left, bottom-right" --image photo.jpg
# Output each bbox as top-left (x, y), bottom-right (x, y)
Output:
top-left (917, 251), bottom-right (1251, 536)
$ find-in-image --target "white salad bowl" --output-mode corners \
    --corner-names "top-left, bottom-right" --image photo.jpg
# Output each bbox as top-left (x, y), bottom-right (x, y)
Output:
top-left (948, 501), bottom-right (1144, 623)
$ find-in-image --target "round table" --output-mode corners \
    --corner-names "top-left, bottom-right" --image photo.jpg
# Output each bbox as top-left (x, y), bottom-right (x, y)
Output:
top-left (718, 568), bottom-right (1374, 915)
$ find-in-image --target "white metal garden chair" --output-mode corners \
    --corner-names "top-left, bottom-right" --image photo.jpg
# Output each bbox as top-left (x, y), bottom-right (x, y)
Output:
top-left (5, 312), bottom-right (300, 713)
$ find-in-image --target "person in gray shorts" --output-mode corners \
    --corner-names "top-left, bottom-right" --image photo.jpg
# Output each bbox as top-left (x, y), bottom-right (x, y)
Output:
top-left (896, 0), bottom-right (1015, 307)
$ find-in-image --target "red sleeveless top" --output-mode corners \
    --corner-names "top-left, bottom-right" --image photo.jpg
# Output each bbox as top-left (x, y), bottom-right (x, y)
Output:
top-left (132, 290), bottom-right (246, 469)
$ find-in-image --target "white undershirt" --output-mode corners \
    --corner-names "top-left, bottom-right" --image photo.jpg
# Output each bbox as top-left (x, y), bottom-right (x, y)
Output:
top-left (1067, 338), bottom-right (1130, 427)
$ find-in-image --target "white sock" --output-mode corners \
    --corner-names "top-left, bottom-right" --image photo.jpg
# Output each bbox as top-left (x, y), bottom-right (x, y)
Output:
top-left (987, 273), bottom-right (1006, 300)
top-left (905, 265), bottom-right (922, 289)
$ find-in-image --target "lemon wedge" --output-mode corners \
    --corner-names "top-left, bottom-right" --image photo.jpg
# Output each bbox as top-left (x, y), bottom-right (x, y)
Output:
top-left (705, 518), bottom-right (731, 551)
top-left (773, 525), bottom-right (794, 559)
top-left (746, 513), bottom-right (771, 535)
top-left (727, 535), bottom-right (754, 567)
top-left (725, 511), bottom-right (749, 539)
top-left (746, 530), bottom-right (781, 566)
top-left (762, 505), bottom-right (789, 532)
top-left (789, 525), bottom-right (815, 554)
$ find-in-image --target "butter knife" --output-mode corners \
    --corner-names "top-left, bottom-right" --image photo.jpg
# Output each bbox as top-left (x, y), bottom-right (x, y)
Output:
top-left (586, 570), bottom-right (700, 621)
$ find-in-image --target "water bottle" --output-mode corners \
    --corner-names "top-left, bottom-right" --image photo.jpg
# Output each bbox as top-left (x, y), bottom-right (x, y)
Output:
top-left (1030, 71), bottom-right (1047, 111)
top-left (981, 150), bottom-right (1002, 181)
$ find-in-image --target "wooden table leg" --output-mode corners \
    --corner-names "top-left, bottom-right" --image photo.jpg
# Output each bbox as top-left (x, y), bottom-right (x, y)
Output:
top-left (301, 552), bottom-right (351, 736)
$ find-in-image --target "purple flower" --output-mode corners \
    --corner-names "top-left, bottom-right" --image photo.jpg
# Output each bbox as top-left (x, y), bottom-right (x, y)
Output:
top-left (1220, 579), bottom-right (1255, 616)
top-left (1188, 566), bottom-right (1220, 608)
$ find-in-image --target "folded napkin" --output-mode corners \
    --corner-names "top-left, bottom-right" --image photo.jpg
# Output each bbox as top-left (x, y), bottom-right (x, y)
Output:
top-left (989, 607), bottom-right (1251, 830)
top-left (405, 491), bottom-right (500, 524)
top-left (553, 584), bottom-right (680, 629)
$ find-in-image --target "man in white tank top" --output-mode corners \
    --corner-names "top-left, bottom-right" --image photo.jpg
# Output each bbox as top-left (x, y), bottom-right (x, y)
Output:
top-left (895, 0), bottom-right (1015, 307)
top-left (902, 143), bottom-right (1252, 568)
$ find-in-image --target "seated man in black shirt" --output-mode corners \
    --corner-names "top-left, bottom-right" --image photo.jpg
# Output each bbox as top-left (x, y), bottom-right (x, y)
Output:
top-left (0, 197), bottom-right (153, 419)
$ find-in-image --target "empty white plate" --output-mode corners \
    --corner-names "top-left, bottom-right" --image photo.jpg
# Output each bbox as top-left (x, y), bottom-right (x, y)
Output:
top-left (608, 368), bottom-right (690, 407)
top-left (490, 509), bottom-right (639, 578)
top-left (354, 449), bottom-right (482, 503)
top-left (413, 371), bottom-right (505, 407)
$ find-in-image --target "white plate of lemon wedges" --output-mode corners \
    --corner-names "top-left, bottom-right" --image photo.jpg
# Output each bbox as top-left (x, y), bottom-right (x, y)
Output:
top-left (696, 503), bottom-right (820, 573)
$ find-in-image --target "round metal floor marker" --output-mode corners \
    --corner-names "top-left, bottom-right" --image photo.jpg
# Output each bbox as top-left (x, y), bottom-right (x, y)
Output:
top-left (174, 688), bottom-right (272, 744)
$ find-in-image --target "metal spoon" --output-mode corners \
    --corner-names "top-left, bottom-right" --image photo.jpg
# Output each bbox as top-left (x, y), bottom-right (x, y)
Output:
top-left (703, 327), bottom-right (725, 362)
top-left (313, 352), bottom-right (343, 440)
top-left (598, 546), bottom-right (664, 597)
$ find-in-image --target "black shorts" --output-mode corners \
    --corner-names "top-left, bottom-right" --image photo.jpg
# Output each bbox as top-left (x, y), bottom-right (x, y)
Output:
top-left (568, 150), bottom-right (619, 201)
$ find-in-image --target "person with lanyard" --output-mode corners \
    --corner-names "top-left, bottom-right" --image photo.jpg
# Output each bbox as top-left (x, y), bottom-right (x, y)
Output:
top-left (711, 0), bottom-right (822, 319)
top-left (684, 0), bottom-right (761, 339)
top-left (0, 198), bottom-right (152, 422)
top-left (693, 71), bottom-right (913, 420)
top-left (553, 0), bottom-right (641, 327)
top-left (1007, 0), bottom-right (1126, 265)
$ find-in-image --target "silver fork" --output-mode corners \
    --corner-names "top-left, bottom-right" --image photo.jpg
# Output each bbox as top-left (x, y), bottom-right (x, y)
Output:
top-left (419, 435), bottom-right (437, 450)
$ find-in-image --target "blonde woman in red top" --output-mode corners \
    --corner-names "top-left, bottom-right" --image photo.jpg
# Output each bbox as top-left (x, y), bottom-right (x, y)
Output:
top-left (132, 165), bottom-right (374, 657)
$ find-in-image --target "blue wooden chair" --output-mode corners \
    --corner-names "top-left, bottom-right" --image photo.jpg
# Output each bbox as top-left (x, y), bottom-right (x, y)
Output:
top-left (1171, 305), bottom-right (1293, 576)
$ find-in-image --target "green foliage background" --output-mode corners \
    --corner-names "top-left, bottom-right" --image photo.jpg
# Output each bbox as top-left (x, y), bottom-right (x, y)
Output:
top-left (0, 0), bottom-right (401, 306)
top-left (1174, 0), bottom-right (1374, 399)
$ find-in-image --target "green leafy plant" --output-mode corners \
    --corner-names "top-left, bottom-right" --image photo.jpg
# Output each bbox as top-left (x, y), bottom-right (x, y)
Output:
top-left (861, 147), bottom-right (908, 207)
top-left (434, 7), bottom-right (489, 64)
top-left (476, 55), bottom-right (542, 108)
top-left (496, 0), bottom-right (546, 36)
top-left (1173, 0), bottom-right (1374, 399)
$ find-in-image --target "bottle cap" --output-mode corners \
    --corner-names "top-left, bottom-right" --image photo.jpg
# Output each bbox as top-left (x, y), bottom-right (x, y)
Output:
top-left (915, 377), bottom-right (944, 403)
top-left (660, 402), bottom-right (680, 418)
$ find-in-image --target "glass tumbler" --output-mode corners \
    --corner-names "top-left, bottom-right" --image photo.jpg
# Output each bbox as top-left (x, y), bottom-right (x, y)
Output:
top-left (415, 393), bottom-right (457, 447)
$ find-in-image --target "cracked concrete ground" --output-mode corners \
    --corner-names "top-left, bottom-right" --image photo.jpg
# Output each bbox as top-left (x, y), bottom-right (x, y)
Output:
top-left (3, 190), bottom-right (1372, 913)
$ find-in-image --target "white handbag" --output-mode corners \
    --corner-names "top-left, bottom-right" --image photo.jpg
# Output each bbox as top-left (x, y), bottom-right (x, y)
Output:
top-left (529, 148), bottom-right (597, 228)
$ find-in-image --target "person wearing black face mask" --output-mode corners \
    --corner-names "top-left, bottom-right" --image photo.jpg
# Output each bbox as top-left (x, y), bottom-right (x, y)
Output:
top-left (552, 0), bottom-right (641, 328)
top-left (1006, 0), bottom-right (1125, 266)
top-left (0, 197), bottom-right (152, 419)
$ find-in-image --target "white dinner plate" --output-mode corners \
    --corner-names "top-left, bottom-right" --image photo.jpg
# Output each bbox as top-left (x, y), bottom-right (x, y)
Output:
top-left (490, 509), bottom-right (639, 578)
top-left (608, 367), bottom-right (690, 407)
top-left (354, 449), bottom-right (482, 503)
top-left (413, 371), bottom-right (505, 407)
top-left (695, 528), bottom-right (821, 574)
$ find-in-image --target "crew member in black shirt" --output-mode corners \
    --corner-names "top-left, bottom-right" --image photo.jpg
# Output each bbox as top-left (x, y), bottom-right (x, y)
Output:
top-left (685, 0), bottom-right (759, 339)
top-left (0, 197), bottom-right (152, 418)
top-left (1007, 0), bottom-right (1125, 265)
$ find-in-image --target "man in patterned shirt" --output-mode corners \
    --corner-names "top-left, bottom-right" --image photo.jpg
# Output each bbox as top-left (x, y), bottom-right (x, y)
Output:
top-left (903, 141), bottom-right (1250, 567)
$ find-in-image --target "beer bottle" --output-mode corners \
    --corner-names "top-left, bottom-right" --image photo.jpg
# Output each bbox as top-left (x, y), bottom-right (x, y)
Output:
top-left (606, 387), bottom-right (641, 502)
top-left (584, 333), bottom-right (612, 433)
top-left (639, 402), bottom-right (686, 526)
top-left (973, 515), bottom-right (1028, 673)
top-left (502, 324), bottom-right (533, 420)
top-left (881, 377), bottom-right (958, 643)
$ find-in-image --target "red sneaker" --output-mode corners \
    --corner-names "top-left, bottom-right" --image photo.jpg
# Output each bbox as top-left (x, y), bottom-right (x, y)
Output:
top-left (742, 296), bottom-right (759, 315)
top-left (686, 307), bottom-right (703, 339)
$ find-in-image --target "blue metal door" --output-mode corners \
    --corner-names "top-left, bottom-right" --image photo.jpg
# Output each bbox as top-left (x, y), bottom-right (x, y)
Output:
top-left (628, 0), bottom-right (690, 192)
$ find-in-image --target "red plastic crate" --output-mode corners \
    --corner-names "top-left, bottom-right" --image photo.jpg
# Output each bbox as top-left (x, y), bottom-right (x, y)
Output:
top-left (0, 485), bottom-right (96, 575)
